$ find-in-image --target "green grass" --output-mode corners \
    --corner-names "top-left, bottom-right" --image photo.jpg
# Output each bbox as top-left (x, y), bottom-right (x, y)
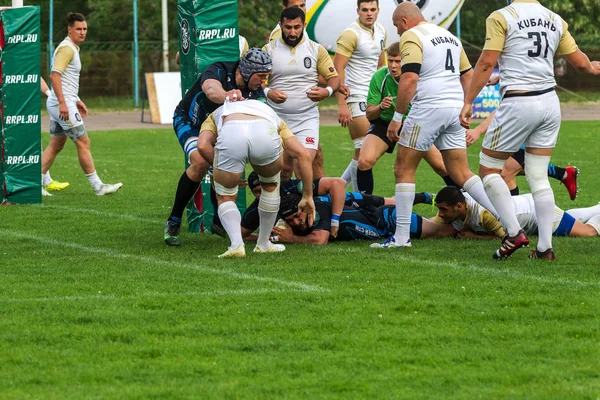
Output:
top-left (1, 123), bottom-right (600, 399)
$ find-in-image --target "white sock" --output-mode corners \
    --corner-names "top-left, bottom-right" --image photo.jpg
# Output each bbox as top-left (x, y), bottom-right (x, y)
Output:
top-left (85, 171), bottom-right (103, 190)
top-left (341, 162), bottom-right (352, 186)
top-left (482, 174), bottom-right (522, 236)
top-left (394, 183), bottom-right (415, 244)
top-left (585, 214), bottom-right (600, 235)
top-left (350, 159), bottom-right (359, 192)
top-left (533, 188), bottom-right (555, 252)
top-left (463, 175), bottom-right (498, 217)
top-left (218, 201), bottom-right (243, 249)
top-left (257, 195), bottom-right (279, 250)
top-left (565, 204), bottom-right (600, 223)
top-left (42, 171), bottom-right (52, 187)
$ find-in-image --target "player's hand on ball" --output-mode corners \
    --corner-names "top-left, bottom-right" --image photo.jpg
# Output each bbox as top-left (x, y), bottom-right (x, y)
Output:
top-left (380, 96), bottom-right (393, 110)
top-left (306, 87), bottom-right (328, 102)
top-left (225, 89), bottom-right (244, 102)
top-left (298, 196), bottom-right (316, 227)
top-left (386, 120), bottom-right (401, 143)
top-left (268, 89), bottom-right (288, 104)
top-left (459, 104), bottom-right (473, 129)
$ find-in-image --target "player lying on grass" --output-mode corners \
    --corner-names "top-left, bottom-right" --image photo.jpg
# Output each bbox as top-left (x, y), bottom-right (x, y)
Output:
top-left (270, 192), bottom-right (455, 245)
top-left (433, 186), bottom-right (600, 259)
top-left (197, 98), bottom-right (315, 258)
top-left (466, 110), bottom-right (579, 200)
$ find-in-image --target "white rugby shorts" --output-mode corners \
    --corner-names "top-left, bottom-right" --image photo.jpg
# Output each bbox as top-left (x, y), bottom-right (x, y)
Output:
top-left (47, 99), bottom-right (84, 131)
top-left (399, 106), bottom-right (466, 151)
top-left (278, 108), bottom-right (320, 150)
top-left (214, 119), bottom-right (282, 173)
top-left (483, 90), bottom-right (561, 153)
top-left (347, 95), bottom-right (367, 118)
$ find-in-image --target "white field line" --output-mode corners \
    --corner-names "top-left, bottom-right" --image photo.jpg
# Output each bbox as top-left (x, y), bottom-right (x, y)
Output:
top-left (1, 288), bottom-right (290, 304)
top-left (41, 204), bottom-right (162, 225)
top-left (345, 248), bottom-right (600, 287)
top-left (1, 230), bottom-right (327, 294)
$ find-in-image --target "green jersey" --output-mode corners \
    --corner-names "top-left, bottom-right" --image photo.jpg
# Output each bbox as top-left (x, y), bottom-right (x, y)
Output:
top-left (367, 67), bottom-right (399, 123)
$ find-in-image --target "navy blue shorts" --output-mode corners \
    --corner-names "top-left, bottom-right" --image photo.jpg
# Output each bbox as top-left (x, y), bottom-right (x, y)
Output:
top-left (173, 112), bottom-right (199, 151)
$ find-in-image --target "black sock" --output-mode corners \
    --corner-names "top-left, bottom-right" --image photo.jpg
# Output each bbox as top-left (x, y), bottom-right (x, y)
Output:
top-left (413, 192), bottom-right (431, 205)
top-left (356, 168), bottom-right (374, 194)
top-left (169, 172), bottom-right (200, 222)
top-left (442, 175), bottom-right (460, 188)
top-left (548, 164), bottom-right (566, 181)
top-left (510, 186), bottom-right (520, 196)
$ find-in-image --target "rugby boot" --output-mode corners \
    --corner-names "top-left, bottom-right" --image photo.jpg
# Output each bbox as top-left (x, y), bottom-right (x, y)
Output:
top-left (528, 248), bottom-right (557, 261)
top-left (492, 229), bottom-right (529, 260)
top-left (370, 237), bottom-right (412, 249)
top-left (164, 220), bottom-right (182, 247)
top-left (94, 182), bottom-right (123, 196)
top-left (561, 166), bottom-right (579, 201)
top-left (45, 180), bottom-right (70, 191)
top-left (253, 242), bottom-right (286, 253)
top-left (218, 243), bottom-right (246, 258)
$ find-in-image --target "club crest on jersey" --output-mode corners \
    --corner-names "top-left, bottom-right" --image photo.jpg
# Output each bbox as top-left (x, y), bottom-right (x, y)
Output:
top-left (380, 39), bottom-right (385, 50)
top-left (395, 0), bottom-right (428, 9)
top-left (181, 19), bottom-right (190, 55)
top-left (304, 57), bottom-right (312, 69)
top-left (359, 102), bottom-right (366, 112)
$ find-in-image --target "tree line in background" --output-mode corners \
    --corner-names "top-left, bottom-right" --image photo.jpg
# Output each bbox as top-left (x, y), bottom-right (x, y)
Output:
top-left (29, 0), bottom-right (600, 50)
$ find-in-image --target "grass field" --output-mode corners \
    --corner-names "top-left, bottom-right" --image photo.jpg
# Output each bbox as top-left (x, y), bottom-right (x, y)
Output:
top-left (1, 122), bottom-right (600, 399)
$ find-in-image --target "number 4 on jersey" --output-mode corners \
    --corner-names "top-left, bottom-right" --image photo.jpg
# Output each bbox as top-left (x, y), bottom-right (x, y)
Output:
top-left (445, 49), bottom-right (455, 73)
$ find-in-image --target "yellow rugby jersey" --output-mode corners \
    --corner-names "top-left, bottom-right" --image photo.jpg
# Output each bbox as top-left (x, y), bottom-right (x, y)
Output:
top-left (400, 22), bottom-right (470, 109)
top-left (484, 0), bottom-right (578, 95)
top-left (200, 99), bottom-right (293, 142)
top-left (49, 37), bottom-right (81, 102)
top-left (262, 36), bottom-right (337, 115)
top-left (336, 20), bottom-right (387, 99)
top-left (434, 193), bottom-right (506, 237)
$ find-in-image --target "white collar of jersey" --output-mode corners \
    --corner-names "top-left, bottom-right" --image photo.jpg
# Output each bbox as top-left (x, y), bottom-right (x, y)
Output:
top-left (356, 19), bottom-right (376, 35)
top-left (65, 36), bottom-right (80, 51)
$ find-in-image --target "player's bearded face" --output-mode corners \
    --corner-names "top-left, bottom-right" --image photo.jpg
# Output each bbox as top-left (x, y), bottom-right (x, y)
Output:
top-left (281, 18), bottom-right (305, 47)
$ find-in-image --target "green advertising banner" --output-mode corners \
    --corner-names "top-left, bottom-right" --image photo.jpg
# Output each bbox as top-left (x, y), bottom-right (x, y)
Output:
top-left (0, 6), bottom-right (41, 205)
top-left (178, 0), bottom-right (244, 233)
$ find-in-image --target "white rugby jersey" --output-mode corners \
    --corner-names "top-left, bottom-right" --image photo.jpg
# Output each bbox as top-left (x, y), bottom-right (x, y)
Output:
top-left (400, 23), bottom-right (470, 109)
top-left (484, 0), bottom-right (578, 95)
top-left (336, 20), bottom-right (386, 99)
top-left (201, 99), bottom-right (293, 140)
top-left (48, 37), bottom-right (81, 103)
top-left (511, 193), bottom-right (564, 236)
top-left (263, 37), bottom-right (337, 115)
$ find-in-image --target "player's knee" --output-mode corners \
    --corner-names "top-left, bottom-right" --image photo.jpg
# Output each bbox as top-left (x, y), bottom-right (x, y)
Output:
top-left (214, 181), bottom-right (238, 197)
top-left (259, 187), bottom-right (280, 213)
top-left (479, 151), bottom-right (506, 171)
top-left (357, 155), bottom-right (375, 171)
top-left (258, 172), bottom-right (280, 193)
top-left (524, 153), bottom-right (552, 194)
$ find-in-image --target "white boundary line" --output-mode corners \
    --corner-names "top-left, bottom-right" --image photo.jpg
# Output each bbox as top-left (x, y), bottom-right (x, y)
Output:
top-left (1, 230), bottom-right (327, 293)
top-left (344, 248), bottom-right (600, 287)
top-left (41, 204), bottom-right (162, 225)
top-left (1, 288), bottom-right (291, 304)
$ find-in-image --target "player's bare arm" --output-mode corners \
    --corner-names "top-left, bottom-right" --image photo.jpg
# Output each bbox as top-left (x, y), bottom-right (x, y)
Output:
top-left (460, 50), bottom-right (500, 128)
top-left (387, 71), bottom-right (417, 143)
top-left (272, 225), bottom-right (329, 245)
top-left (366, 96), bottom-right (393, 120)
top-left (307, 75), bottom-right (340, 102)
top-left (564, 49), bottom-right (600, 75)
top-left (49, 72), bottom-right (69, 120)
top-left (333, 54), bottom-right (352, 127)
top-left (197, 129), bottom-right (217, 165)
top-left (282, 135), bottom-right (316, 225)
top-left (76, 101), bottom-right (88, 118)
top-left (466, 110), bottom-right (496, 147)
top-left (201, 78), bottom-right (243, 103)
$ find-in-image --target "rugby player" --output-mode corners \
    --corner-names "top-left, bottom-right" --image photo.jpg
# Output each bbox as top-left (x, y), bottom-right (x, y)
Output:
top-left (262, 7), bottom-right (339, 179)
top-left (43, 12), bottom-right (122, 196)
top-left (334, 0), bottom-right (387, 191)
top-left (434, 186), bottom-right (600, 248)
top-left (197, 99), bottom-right (316, 258)
top-left (460, 0), bottom-right (600, 260)
top-left (373, 2), bottom-right (497, 249)
top-left (358, 42), bottom-right (459, 194)
top-left (163, 48), bottom-right (271, 247)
